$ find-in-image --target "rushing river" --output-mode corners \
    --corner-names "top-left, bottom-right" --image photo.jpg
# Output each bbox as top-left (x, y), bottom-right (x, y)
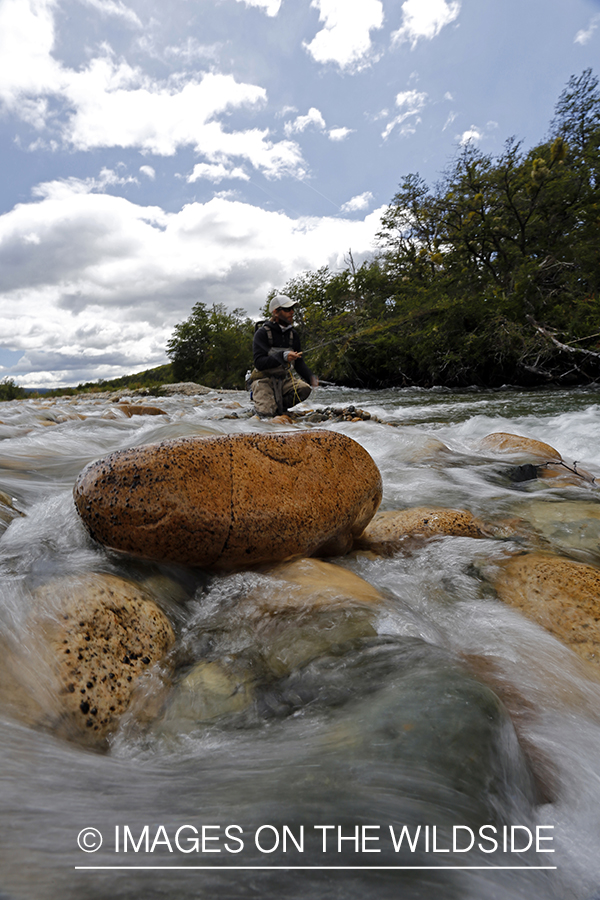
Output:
top-left (1, 384), bottom-right (600, 900)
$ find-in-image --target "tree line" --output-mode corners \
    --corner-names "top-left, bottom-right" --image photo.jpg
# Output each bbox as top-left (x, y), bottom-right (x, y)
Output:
top-left (167, 69), bottom-right (600, 390)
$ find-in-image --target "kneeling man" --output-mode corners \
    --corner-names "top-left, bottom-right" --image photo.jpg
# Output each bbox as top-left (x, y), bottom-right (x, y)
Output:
top-left (250, 296), bottom-right (318, 417)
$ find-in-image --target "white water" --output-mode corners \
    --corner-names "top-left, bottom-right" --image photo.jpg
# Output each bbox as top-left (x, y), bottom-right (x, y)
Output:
top-left (1, 385), bottom-right (600, 900)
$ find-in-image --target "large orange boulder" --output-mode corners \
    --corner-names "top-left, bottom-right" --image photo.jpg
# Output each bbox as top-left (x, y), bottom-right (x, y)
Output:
top-left (73, 431), bottom-right (382, 569)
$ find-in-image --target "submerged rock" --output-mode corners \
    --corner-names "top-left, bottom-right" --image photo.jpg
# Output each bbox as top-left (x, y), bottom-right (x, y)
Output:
top-left (161, 660), bottom-right (255, 731)
top-left (32, 573), bottom-right (175, 745)
top-left (509, 500), bottom-right (600, 560)
top-left (153, 560), bottom-right (384, 734)
top-left (494, 553), bottom-right (600, 666)
top-left (0, 488), bottom-right (24, 535)
top-left (73, 431), bottom-right (382, 569)
top-left (355, 506), bottom-right (489, 554)
top-left (240, 558), bottom-right (383, 676)
top-left (263, 637), bottom-right (539, 824)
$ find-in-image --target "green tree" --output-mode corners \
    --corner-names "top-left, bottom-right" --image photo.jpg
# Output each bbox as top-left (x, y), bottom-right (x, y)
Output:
top-left (166, 302), bottom-right (254, 389)
top-left (0, 378), bottom-right (25, 401)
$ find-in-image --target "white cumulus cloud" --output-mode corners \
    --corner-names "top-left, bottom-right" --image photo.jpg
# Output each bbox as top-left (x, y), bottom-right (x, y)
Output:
top-left (304, 0), bottom-right (384, 69)
top-left (392, 0), bottom-right (460, 48)
top-left (340, 191), bottom-right (373, 212)
top-left (0, 0), bottom-right (307, 179)
top-left (0, 177), bottom-right (385, 386)
top-left (188, 163), bottom-right (250, 183)
top-left (328, 126), bottom-right (353, 141)
top-left (284, 107), bottom-right (327, 136)
top-left (459, 125), bottom-right (483, 145)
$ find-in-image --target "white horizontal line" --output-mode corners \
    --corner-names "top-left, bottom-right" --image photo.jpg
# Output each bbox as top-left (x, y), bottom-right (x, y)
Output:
top-left (75, 865), bottom-right (557, 871)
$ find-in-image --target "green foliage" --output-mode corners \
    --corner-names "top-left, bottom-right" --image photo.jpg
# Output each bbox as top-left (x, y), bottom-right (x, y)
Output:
top-left (166, 302), bottom-right (254, 389)
top-left (72, 364), bottom-right (175, 395)
top-left (270, 69), bottom-right (600, 388)
top-left (0, 378), bottom-right (25, 401)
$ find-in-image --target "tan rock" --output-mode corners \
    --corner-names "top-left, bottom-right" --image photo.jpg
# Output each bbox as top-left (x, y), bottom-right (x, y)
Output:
top-left (259, 557), bottom-right (384, 610)
top-left (355, 507), bottom-right (488, 554)
top-left (479, 432), bottom-right (561, 461)
top-left (479, 432), bottom-right (596, 487)
top-left (32, 573), bottom-right (175, 744)
top-left (494, 554), bottom-right (600, 666)
top-left (117, 403), bottom-right (167, 417)
top-left (73, 431), bottom-right (382, 569)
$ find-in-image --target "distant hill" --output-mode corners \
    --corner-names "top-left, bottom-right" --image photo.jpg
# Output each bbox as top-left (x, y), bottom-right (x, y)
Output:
top-left (46, 364), bottom-right (175, 397)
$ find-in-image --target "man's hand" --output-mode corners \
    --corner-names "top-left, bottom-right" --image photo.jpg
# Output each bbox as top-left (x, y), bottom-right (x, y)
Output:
top-left (310, 375), bottom-right (319, 387)
top-left (287, 350), bottom-right (302, 363)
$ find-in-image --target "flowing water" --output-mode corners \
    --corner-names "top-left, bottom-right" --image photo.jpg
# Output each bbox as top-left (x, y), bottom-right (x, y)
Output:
top-left (1, 385), bottom-right (600, 900)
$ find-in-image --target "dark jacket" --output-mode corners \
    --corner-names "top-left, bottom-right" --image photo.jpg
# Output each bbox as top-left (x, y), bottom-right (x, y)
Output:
top-left (252, 321), bottom-right (313, 383)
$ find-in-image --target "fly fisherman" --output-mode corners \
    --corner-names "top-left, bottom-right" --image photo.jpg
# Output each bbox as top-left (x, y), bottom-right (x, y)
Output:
top-left (250, 296), bottom-right (318, 417)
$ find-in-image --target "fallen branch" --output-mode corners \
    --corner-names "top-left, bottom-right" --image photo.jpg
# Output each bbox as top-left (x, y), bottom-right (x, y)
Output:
top-left (526, 317), bottom-right (600, 362)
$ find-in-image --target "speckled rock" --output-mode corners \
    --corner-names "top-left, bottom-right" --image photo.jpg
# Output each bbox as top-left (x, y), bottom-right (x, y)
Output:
top-left (33, 573), bottom-right (175, 744)
top-left (354, 507), bottom-right (489, 554)
top-left (73, 431), bottom-right (382, 569)
top-left (494, 554), bottom-right (600, 666)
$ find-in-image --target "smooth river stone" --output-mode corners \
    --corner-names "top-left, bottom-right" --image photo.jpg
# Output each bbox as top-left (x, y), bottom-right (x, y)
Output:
top-left (355, 506), bottom-right (489, 554)
top-left (480, 432), bottom-right (597, 487)
top-left (479, 432), bottom-right (562, 460)
top-left (33, 573), bottom-right (175, 744)
top-left (73, 431), bottom-right (382, 569)
top-left (155, 559), bottom-right (385, 734)
top-left (494, 553), bottom-right (600, 666)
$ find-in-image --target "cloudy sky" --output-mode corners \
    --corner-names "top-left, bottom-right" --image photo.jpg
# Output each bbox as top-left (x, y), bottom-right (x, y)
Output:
top-left (0, 0), bottom-right (599, 387)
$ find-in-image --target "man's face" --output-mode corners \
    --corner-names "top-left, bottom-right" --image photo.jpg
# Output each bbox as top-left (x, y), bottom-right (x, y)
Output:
top-left (274, 305), bottom-right (295, 326)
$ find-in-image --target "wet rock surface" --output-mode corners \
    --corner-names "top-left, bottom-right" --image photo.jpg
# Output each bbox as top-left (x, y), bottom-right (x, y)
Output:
top-left (117, 403), bottom-right (167, 417)
top-left (153, 559), bottom-right (385, 733)
top-left (299, 405), bottom-right (377, 423)
top-left (355, 506), bottom-right (490, 554)
top-left (481, 431), bottom-right (597, 487)
top-left (494, 553), bottom-right (600, 666)
top-left (32, 573), bottom-right (175, 744)
top-left (73, 430), bottom-right (382, 569)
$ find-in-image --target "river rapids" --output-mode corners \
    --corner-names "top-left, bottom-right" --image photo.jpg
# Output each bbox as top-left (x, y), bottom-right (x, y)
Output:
top-left (1, 384), bottom-right (600, 900)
